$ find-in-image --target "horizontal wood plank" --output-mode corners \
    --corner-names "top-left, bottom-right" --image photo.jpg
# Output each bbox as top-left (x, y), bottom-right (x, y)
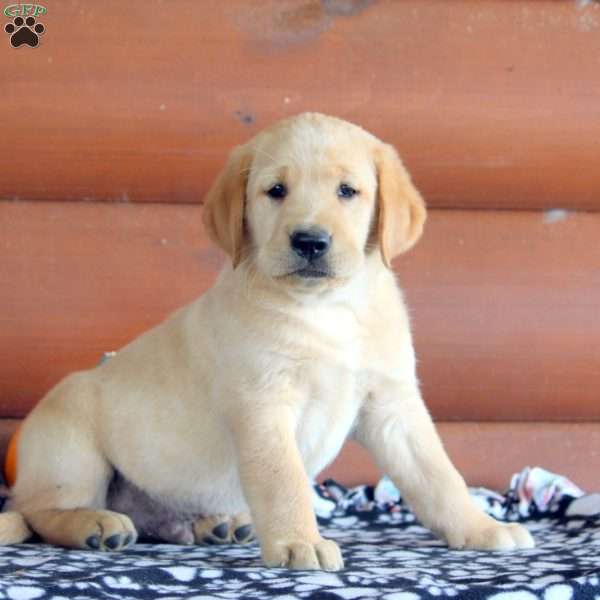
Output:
top-left (0, 201), bottom-right (599, 421)
top-left (320, 422), bottom-right (600, 492)
top-left (403, 208), bottom-right (600, 421)
top-left (0, 201), bottom-right (223, 416)
top-left (2, 0), bottom-right (600, 209)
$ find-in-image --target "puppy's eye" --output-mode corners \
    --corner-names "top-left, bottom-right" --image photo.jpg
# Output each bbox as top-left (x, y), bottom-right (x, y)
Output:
top-left (266, 183), bottom-right (288, 200)
top-left (337, 183), bottom-right (358, 199)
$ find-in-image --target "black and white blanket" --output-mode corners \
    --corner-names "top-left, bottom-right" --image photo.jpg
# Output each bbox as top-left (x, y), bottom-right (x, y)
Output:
top-left (0, 468), bottom-right (598, 599)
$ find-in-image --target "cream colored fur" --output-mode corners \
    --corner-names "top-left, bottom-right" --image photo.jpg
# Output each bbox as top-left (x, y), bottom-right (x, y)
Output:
top-left (1, 113), bottom-right (533, 569)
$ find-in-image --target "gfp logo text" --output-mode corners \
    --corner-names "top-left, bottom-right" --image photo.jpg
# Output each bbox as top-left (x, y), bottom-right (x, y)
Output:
top-left (3, 4), bottom-right (46, 17)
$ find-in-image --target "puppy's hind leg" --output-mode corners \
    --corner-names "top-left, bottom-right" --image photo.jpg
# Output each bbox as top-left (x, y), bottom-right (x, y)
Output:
top-left (10, 390), bottom-right (137, 551)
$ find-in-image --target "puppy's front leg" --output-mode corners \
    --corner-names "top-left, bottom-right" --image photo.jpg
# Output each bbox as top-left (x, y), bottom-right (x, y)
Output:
top-left (231, 404), bottom-right (343, 571)
top-left (355, 382), bottom-right (534, 550)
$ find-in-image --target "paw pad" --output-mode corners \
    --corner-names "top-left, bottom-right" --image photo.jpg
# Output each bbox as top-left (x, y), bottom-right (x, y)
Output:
top-left (193, 515), bottom-right (255, 546)
top-left (212, 522), bottom-right (230, 540)
top-left (233, 524), bottom-right (254, 544)
top-left (4, 16), bottom-right (45, 48)
top-left (85, 534), bottom-right (101, 550)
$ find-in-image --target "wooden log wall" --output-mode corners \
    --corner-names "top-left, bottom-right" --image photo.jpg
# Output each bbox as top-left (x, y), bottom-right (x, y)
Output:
top-left (1, 0), bottom-right (599, 489)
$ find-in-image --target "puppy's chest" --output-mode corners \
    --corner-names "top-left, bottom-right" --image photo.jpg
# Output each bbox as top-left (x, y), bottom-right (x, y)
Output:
top-left (283, 305), bottom-right (365, 477)
top-left (282, 301), bottom-right (363, 362)
top-left (294, 367), bottom-right (362, 478)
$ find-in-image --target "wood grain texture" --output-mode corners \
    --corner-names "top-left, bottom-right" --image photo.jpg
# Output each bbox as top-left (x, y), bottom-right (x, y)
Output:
top-left (1, 202), bottom-right (599, 421)
top-left (403, 208), bottom-right (600, 422)
top-left (0, 201), bottom-right (223, 416)
top-left (2, 0), bottom-right (600, 209)
top-left (320, 422), bottom-right (600, 492)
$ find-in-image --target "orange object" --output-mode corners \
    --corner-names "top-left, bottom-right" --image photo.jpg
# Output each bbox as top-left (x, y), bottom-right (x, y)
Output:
top-left (4, 425), bottom-right (21, 488)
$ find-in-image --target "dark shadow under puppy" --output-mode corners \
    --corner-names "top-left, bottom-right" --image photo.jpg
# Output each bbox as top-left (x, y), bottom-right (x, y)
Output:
top-left (107, 471), bottom-right (197, 545)
top-left (107, 472), bottom-right (254, 546)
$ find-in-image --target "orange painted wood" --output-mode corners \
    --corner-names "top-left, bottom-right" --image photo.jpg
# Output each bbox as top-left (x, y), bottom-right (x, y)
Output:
top-left (2, 0), bottom-right (600, 209)
top-left (0, 201), bottom-right (223, 416)
top-left (400, 209), bottom-right (600, 422)
top-left (1, 202), bottom-right (599, 421)
top-left (320, 422), bottom-right (600, 492)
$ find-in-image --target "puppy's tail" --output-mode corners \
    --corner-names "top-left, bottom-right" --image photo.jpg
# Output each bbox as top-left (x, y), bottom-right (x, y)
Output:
top-left (0, 486), bottom-right (32, 544)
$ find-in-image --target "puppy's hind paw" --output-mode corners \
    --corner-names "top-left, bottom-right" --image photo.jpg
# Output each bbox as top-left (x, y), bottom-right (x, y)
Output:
top-left (80, 510), bottom-right (137, 551)
top-left (193, 513), bottom-right (255, 545)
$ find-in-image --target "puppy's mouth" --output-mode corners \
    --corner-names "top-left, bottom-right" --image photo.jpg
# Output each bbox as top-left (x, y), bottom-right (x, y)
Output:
top-left (272, 256), bottom-right (335, 283)
top-left (291, 266), bottom-right (331, 279)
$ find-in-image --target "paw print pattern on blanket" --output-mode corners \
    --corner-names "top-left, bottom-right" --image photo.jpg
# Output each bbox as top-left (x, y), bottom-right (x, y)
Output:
top-left (0, 479), bottom-right (598, 599)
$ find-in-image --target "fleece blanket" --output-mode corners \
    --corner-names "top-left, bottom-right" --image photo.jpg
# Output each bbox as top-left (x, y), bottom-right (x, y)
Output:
top-left (0, 467), bottom-right (598, 600)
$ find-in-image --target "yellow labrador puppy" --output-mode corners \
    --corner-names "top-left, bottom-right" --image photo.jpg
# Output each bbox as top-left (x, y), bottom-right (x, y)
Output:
top-left (1, 113), bottom-right (533, 569)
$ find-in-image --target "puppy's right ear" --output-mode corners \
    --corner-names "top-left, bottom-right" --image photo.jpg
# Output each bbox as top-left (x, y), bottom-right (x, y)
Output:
top-left (202, 144), bottom-right (253, 268)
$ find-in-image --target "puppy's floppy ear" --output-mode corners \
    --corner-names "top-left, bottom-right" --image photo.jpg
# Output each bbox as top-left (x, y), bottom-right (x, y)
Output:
top-left (375, 143), bottom-right (427, 268)
top-left (202, 144), bottom-right (253, 268)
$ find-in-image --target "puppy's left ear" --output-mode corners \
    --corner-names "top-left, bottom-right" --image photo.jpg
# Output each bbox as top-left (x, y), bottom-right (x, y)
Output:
top-left (375, 143), bottom-right (427, 268)
top-left (202, 144), bottom-right (253, 268)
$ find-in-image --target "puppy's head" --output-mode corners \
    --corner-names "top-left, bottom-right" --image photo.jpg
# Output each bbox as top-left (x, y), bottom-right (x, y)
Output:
top-left (203, 113), bottom-right (426, 291)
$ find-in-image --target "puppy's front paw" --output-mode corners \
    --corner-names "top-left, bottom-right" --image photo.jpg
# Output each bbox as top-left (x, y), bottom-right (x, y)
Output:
top-left (262, 537), bottom-right (343, 571)
top-left (460, 520), bottom-right (534, 551)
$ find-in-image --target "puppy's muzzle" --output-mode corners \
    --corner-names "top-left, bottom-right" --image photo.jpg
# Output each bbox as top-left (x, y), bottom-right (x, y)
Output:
top-left (290, 228), bottom-right (331, 262)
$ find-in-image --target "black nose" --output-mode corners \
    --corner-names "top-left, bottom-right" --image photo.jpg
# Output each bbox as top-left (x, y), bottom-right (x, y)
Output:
top-left (290, 229), bottom-right (331, 261)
